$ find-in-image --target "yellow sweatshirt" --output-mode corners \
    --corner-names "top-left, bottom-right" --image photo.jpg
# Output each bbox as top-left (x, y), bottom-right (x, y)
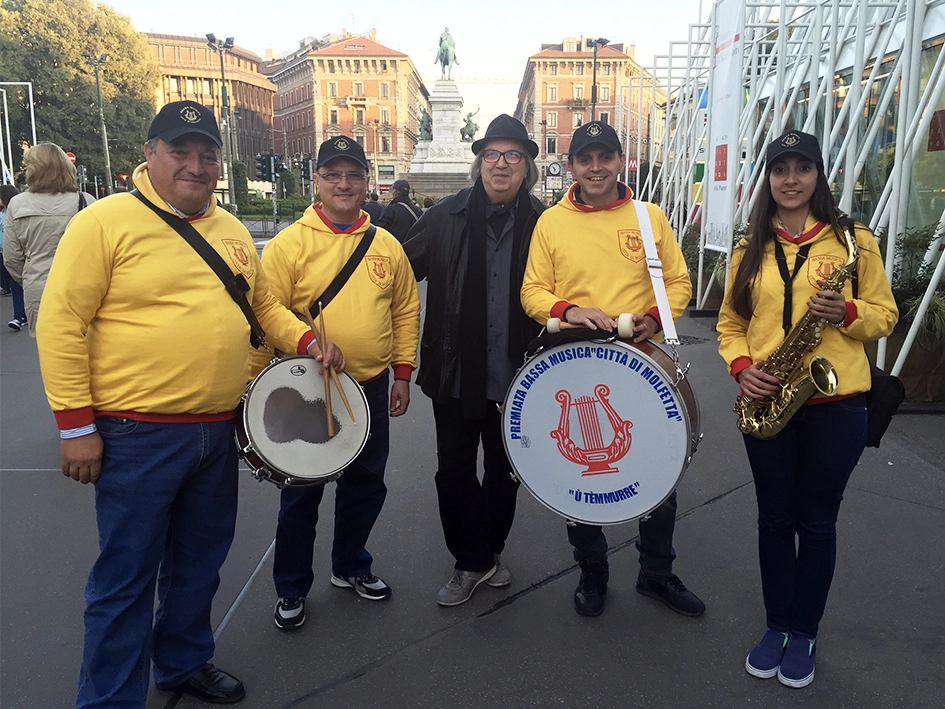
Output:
top-left (250, 204), bottom-right (420, 384)
top-left (36, 163), bottom-right (313, 429)
top-left (521, 184), bottom-right (692, 328)
top-left (717, 216), bottom-right (898, 398)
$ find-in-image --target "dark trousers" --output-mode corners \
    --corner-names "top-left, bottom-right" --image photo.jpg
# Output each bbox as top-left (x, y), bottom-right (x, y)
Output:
top-left (432, 396), bottom-right (520, 572)
top-left (567, 491), bottom-right (678, 578)
top-left (273, 375), bottom-right (390, 597)
top-left (743, 395), bottom-right (867, 639)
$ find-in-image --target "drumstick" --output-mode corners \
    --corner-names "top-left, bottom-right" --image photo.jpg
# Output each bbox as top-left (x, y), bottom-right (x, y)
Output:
top-left (315, 304), bottom-right (356, 424)
top-left (299, 307), bottom-right (334, 437)
top-left (300, 308), bottom-right (356, 424)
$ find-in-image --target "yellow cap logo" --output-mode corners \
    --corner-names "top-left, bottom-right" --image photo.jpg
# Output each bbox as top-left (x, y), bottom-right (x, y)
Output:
top-left (334, 138), bottom-right (350, 150)
top-left (781, 132), bottom-right (800, 147)
top-left (587, 123), bottom-right (602, 137)
top-left (180, 106), bottom-right (201, 124)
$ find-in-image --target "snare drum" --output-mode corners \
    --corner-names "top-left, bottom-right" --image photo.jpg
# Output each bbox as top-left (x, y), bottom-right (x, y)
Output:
top-left (236, 356), bottom-right (371, 488)
top-left (501, 338), bottom-right (700, 525)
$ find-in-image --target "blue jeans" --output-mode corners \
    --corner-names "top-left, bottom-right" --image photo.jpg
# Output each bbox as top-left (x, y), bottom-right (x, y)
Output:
top-left (77, 417), bottom-right (239, 709)
top-left (743, 395), bottom-right (867, 639)
top-left (273, 374), bottom-right (390, 597)
top-left (567, 491), bottom-right (678, 578)
top-left (0, 257), bottom-right (25, 321)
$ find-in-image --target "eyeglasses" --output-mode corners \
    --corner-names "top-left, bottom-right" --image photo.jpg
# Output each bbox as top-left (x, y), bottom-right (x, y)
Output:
top-left (481, 149), bottom-right (525, 165)
top-left (317, 171), bottom-right (368, 184)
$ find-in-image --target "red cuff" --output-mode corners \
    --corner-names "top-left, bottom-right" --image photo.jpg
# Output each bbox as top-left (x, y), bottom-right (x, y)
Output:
top-left (645, 307), bottom-right (662, 331)
top-left (392, 364), bottom-right (414, 382)
top-left (54, 407), bottom-right (95, 430)
top-left (297, 331), bottom-right (316, 355)
top-left (549, 300), bottom-right (575, 320)
top-left (730, 356), bottom-right (753, 382)
top-left (842, 301), bottom-right (857, 327)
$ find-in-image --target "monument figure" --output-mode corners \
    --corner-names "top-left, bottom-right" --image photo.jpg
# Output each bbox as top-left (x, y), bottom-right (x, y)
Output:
top-left (419, 107), bottom-right (433, 141)
top-left (460, 109), bottom-right (479, 142)
top-left (435, 27), bottom-right (458, 80)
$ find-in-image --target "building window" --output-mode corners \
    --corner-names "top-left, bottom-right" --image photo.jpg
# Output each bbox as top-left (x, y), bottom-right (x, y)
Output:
top-left (328, 60), bottom-right (335, 73)
top-left (603, 64), bottom-right (611, 75)
top-left (356, 108), bottom-right (364, 124)
top-left (381, 108), bottom-right (390, 125)
top-left (330, 109), bottom-right (338, 124)
top-left (573, 113), bottom-right (583, 128)
top-left (575, 64), bottom-right (584, 75)
top-left (546, 112), bottom-right (557, 128)
top-left (354, 82), bottom-right (363, 97)
top-left (329, 82), bottom-right (337, 97)
top-left (353, 60), bottom-right (361, 73)
top-left (381, 136), bottom-right (391, 153)
top-left (601, 85), bottom-right (610, 102)
top-left (203, 79), bottom-right (212, 94)
top-left (574, 85), bottom-right (584, 100)
top-left (548, 85), bottom-right (557, 102)
top-left (381, 82), bottom-right (389, 98)
top-left (356, 135), bottom-right (365, 147)
top-left (546, 137), bottom-right (557, 155)
top-left (549, 63), bottom-right (557, 75)
top-left (380, 60), bottom-right (387, 71)
top-left (185, 78), bottom-right (195, 94)
top-left (599, 112), bottom-right (610, 125)
top-left (564, 40), bottom-right (576, 52)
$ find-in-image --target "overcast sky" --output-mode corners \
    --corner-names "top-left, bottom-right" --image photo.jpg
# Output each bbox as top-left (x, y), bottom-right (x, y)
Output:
top-left (103, 0), bottom-right (710, 133)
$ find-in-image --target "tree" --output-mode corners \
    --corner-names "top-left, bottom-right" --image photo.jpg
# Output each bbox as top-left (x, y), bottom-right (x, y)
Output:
top-left (277, 168), bottom-right (299, 197)
top-left (232, 161), bottom-right (249, 211)
top-left (0, 0), bottom-right (160, 184)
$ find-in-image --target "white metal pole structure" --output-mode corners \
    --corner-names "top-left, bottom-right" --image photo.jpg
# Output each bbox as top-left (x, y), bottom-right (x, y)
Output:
top-left (207, 34), bottom-right (237, 213)
top-left (0, 89), bottom-right (13, 184)
top-left (82, 53), bottom-right (113, 196)
top-left (644, 0), bottom-right (945, 370)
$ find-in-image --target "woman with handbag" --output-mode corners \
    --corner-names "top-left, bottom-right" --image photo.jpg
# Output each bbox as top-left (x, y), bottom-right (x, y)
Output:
top-left (717, 130), bottom-right (898, 688)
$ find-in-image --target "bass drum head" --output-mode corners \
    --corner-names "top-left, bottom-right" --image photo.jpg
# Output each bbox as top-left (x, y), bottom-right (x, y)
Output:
top-left (502, 339), bottom-right (697, 525)
top-left (242, 356), bottom-right (370, 485)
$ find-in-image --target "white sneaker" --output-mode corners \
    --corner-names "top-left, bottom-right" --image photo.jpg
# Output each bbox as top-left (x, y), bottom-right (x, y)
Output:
top-left (486, 554), bottom-right (511, 587)
top-left (436, 566), bottom-right (496, 606)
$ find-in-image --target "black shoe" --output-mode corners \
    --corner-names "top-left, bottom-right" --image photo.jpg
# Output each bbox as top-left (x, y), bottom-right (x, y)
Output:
top-left (574, 559), bottom-right (609, 617)
top-left (636, 572), bottom-right (706, 616)
top-left (274, 596), bottom-right (306, 630)
top-left (162, 663), bottom-right (245, 704)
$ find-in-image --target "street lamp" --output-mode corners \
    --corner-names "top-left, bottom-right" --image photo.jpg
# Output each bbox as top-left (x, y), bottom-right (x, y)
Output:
top-left (587, 37), bottom-right (609, 121)
top-left (207, 33), bottom-right (236, 212)
top-left (368, 119), bottom-right (380, 191)
top-left (82, 52), bottom-right (113, 195)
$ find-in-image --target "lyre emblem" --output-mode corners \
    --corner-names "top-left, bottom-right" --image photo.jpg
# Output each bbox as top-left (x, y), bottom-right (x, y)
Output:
top-left (550, 384), bottom-right (633, 475)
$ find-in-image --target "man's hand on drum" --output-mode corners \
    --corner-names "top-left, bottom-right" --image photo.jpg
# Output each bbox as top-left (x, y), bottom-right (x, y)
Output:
top-left (564, 306), bottom-right (616, 331)
top-left (61, 432), bottom-right (104, 484)
top-left (307, 338), bottom-right (346, 373)
top-left (389, 380), bottom-right (410, 417)
top-left (737, 361), bottom-right (781, 399)
top-left (629, 313), bottom-right (660, 343)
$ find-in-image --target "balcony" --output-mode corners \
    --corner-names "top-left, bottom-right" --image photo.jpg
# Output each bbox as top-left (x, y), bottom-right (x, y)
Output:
top-left (566, 98), bottom-right (587, 109)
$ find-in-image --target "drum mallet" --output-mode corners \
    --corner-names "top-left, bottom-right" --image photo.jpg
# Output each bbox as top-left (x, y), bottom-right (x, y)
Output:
top-left (546, 314), bottom-right (635, 338)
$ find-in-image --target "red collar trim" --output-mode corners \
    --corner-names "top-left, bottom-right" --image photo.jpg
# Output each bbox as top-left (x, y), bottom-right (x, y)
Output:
top-left (312, 203), bottom-right (367, 233)
top-left (773, 220), bottom-right (827, 245)
top-left (567, 182), bottom-right (634, 212)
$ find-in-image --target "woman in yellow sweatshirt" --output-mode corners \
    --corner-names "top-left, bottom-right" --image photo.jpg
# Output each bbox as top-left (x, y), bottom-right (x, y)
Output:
top-left (717, 131), bottom-right (897, 688)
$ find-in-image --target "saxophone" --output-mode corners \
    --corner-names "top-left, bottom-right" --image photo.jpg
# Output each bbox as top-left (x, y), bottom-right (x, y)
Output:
top-left (734, 220), bottom-right (860, 439)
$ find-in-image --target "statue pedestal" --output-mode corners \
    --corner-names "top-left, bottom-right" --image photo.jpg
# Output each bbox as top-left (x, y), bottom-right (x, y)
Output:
top-left (409, 80), bottom-right (474, 174)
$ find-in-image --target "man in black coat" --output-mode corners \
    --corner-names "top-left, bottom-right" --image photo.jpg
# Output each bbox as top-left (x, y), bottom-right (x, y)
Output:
top-left (377, 179), bottom-right (422, 242)
top-left (402, 114), bottom-right (544, 606)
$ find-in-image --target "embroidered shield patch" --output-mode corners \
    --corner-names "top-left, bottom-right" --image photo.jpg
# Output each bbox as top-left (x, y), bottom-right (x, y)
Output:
top-left (221, 239), bottom-right (255, 279)
top-left (807, 254), bottom-right (843, 289)
top-left (365, 255), bottom-right (392, 289)
top-left (618, 229), bottom-right (644, 262)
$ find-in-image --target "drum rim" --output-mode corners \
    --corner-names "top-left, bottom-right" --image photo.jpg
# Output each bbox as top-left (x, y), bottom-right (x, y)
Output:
top-left (240, 355), bottom-right (371, 483)
top-left (501, 337), bottom-right (697, 526)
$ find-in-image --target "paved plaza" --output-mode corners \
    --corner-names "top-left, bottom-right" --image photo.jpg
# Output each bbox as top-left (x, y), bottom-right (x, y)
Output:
top-left (1, 290), bottom-right (943, 709)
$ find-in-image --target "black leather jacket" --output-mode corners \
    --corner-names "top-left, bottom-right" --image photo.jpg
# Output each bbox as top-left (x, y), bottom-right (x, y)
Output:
top-left (376, 194), bottom-right (422, 242)
top-left (402, 186), bottom-right (545, 401)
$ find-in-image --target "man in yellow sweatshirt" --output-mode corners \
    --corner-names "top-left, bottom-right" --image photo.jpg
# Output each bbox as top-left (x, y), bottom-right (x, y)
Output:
top-left (521, 121), bottom-right (704, 619)
top-left (36, 101), bottom-right (343, 707)
top-left (254, 136), bottom-right (420, 632)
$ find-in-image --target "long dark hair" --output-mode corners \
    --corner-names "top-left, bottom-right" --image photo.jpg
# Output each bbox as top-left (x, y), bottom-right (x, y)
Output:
top-left (0, 184), bottom-right (19, 209)
top-left (728, 161), bottom-right (846, 320)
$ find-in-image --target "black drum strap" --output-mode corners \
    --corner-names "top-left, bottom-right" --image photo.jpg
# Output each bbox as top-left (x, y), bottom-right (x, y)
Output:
top-left (308, 225), bottom-right (376, 319)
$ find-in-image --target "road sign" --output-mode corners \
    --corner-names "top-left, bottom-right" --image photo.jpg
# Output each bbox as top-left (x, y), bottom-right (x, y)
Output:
top-left (545, 176), bottom-right (563, 190)
top-left (627, 158), bottom-right (638, 171)
top-left (65, 152), bottom-right (76, 164)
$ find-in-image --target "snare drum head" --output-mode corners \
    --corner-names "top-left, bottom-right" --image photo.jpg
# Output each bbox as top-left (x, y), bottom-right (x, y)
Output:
top-left (502, 340), bottom-right (695, 525)
top-left (243, 357), bottom-right (370, 482)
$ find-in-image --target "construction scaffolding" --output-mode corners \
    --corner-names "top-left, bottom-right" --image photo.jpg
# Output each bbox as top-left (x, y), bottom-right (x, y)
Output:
top-left (633, 0), bottom-right (944, 374)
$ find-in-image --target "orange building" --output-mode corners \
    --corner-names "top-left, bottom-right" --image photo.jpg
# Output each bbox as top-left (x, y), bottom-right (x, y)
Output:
top-left (514, 38), bottom-right (665, 171)
top-left (146, 33), bottom-right (276, 162)
top-left (264, 30), bottom-right (430, 193)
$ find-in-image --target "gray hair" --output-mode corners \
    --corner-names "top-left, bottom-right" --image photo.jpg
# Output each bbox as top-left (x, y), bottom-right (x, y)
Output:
top-left (469, 146), bottom-right (539, 192)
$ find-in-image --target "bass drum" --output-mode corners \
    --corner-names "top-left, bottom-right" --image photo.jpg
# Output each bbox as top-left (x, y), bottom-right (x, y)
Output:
top-left (501, 338), bottom-right (700, 525)
top-left (236, 356), bottom-right (370, 488)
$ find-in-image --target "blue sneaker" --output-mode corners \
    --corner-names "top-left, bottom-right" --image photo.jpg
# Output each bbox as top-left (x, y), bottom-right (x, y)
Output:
top-left (746, 629), bottom-right (789, 678)
top-left (778, 636), bottom-right (816, 688)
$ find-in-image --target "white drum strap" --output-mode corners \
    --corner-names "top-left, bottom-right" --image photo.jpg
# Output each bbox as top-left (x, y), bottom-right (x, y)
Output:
top-left (632, 199), bottom-right (679, 346)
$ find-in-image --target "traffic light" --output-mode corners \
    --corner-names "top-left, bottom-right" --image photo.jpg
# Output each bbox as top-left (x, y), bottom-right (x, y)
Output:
top-left (274, 154), bottom-right (288, 177)
top-left (254, 153), bottom-right (272, 182)
top-left (300, 154), bottom-right (313, 181)
top-left (116, 173), bottom-right (129, 190)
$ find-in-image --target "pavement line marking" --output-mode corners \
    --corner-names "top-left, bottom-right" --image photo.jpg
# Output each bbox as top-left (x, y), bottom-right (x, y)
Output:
top-left (213, 538), bottom-right (276, 641)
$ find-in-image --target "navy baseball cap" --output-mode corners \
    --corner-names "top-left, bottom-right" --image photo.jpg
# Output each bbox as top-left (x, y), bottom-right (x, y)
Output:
top-left (766, 130), bottom-right (824, 166)
top-left (569, 121), bottom-right (622, 157)
top-left (148, 101), bottom-right (222, 147)
top-left (316, 136), bottom-right (369, 169)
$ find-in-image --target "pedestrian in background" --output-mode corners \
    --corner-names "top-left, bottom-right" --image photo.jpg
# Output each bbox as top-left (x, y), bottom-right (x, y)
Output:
top-left (2, 143), bottom-right (96, 334)
top-left (362, 191), bottom-right (383, 222)
top-left (377, 179), bottom-right (421, 242)
top-left (0, 184), bottom-right (28, 330)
